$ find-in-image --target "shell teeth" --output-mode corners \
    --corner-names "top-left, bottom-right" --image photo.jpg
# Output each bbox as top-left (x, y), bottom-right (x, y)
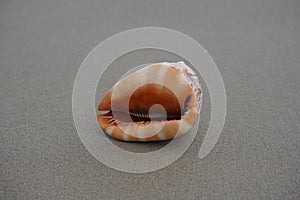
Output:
top-left (132, 111), bottom-right (148, 119)
top-left (107, 118), bottom-right (114, 123)
top-left (115, 119), bottom-right (124, 124)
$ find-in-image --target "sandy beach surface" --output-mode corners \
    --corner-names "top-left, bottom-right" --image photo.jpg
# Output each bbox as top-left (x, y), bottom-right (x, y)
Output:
top-left (0, 0), bottom-right (299, 199)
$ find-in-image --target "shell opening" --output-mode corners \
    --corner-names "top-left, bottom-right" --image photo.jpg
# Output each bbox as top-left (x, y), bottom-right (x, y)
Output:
top-left (99, 83), bottom-right (194, 125)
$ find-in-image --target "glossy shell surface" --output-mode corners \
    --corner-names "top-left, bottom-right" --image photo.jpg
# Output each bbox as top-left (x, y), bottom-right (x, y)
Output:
top-left (97, 61), bottom-right (202, 142)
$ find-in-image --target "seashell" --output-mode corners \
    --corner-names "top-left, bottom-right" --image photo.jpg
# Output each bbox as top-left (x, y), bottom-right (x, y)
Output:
top-left (97, 61), bottom-right (203, 142)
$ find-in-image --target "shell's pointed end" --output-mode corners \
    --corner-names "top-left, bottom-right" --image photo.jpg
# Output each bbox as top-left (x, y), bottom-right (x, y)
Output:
top-left (163, 61), bottom-right (203, 113)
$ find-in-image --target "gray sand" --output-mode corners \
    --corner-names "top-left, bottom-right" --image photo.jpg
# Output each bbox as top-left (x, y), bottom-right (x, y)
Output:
top-left (0, 0), bottom-right (299, 199)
